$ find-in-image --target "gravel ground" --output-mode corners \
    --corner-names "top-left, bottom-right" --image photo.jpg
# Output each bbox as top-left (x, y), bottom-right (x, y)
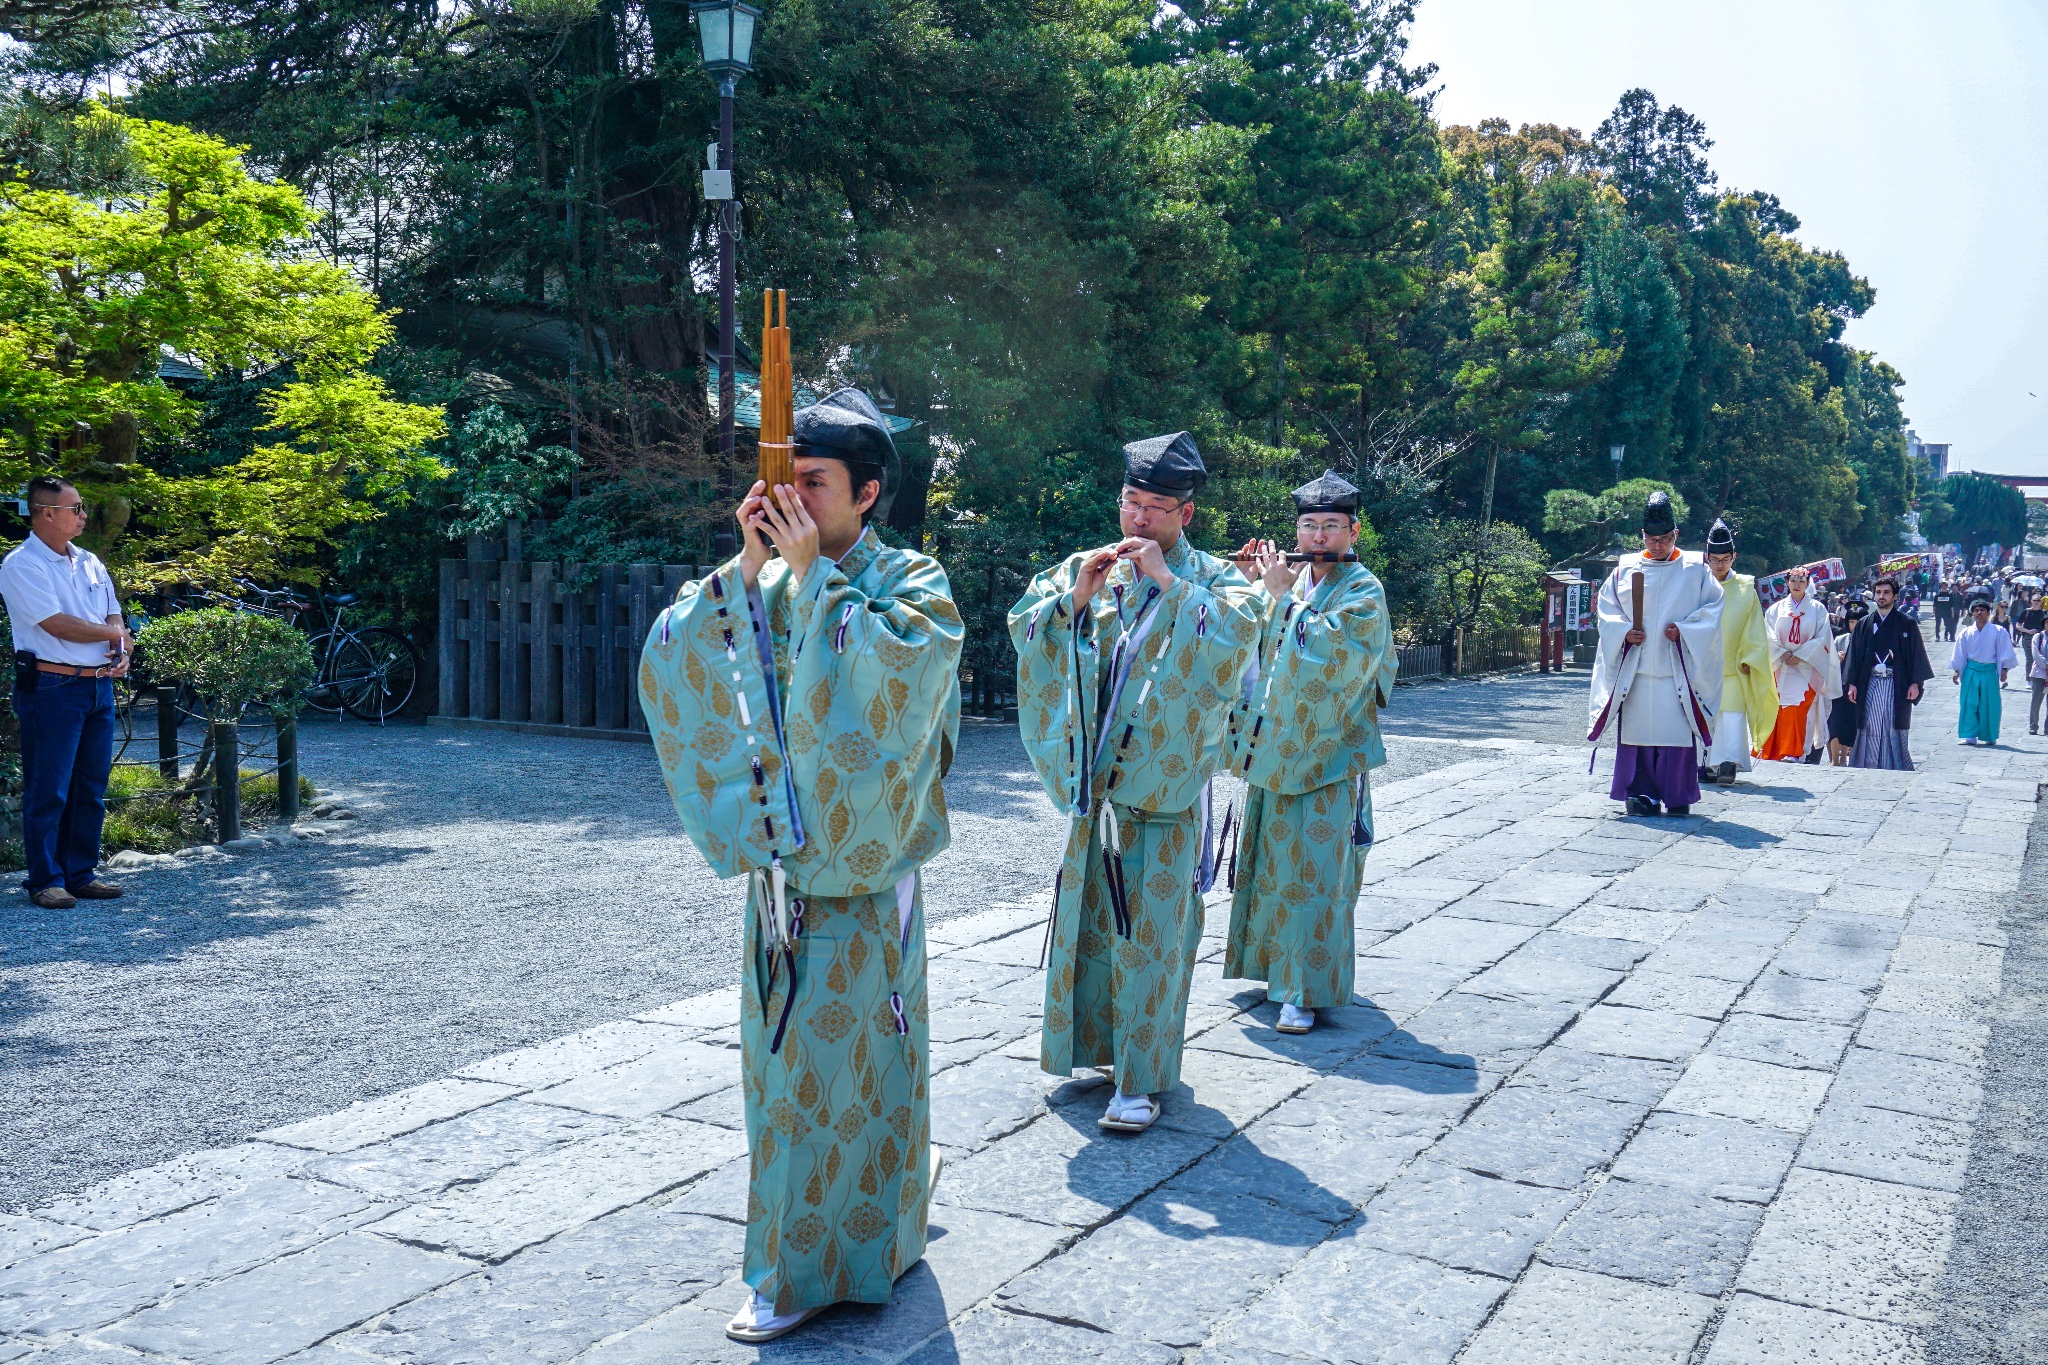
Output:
top-left (0, 681), bottom-right (1527, 1214)
top-left (1925, 794), bottom-right (2048, 1364)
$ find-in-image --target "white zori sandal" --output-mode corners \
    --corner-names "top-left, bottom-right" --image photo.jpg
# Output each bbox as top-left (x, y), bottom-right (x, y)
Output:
top-left (725, 1288), bottom-right (822, 1344)
top-left (1276, 1003), bottom-right (1316, 1035)
top-left (1098, 1090), bottom-right (1160, 1133)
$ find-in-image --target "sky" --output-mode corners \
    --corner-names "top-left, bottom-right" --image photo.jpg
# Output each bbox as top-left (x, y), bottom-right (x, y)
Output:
top-left (1406, 0), bottom-right (2048, 475)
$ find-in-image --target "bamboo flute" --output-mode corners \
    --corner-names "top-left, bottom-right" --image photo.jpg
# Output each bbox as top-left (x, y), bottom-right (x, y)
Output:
top-left (756, 289), bottom-right (795, 490)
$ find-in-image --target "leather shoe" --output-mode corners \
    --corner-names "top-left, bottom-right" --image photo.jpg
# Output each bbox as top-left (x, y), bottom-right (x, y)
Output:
top-left (1626, 795), bottom-right (1659, 817)
top-left (30, 885), bottom-right (77, 909)
top-left (69, 880), bottom-right (123, 900)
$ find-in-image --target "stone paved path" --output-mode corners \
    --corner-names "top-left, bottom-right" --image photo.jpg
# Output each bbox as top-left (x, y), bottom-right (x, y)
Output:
top-left (0, 670), bottom-right (2036, 1363)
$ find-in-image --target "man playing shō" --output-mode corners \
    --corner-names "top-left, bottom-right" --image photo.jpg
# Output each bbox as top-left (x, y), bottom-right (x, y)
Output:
top-left (1700, 518), bottom-right (1775, 784)
top-left (1010, 432), bottom-right (1260, 1134)
top-left (1222, 471), bottom-right (1393, 1035)
top-left (639, 389), bottom-right (962, 1343)
top-left (1588, 492), bottom-right (1723, 817)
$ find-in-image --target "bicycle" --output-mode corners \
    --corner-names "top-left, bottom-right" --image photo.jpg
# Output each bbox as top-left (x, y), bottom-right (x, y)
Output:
top-left (184, 580), bottom-right (423, 723)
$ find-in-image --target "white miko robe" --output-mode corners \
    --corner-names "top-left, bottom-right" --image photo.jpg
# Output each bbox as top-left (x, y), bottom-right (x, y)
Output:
top-left (1765, 595), bottom-right (1840, 751)
top-left (1590, 551), bottom-right (1725, 752)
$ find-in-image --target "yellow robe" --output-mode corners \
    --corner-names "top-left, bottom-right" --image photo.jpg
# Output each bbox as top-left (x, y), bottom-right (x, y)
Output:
top-left (1720, 573), bottom-right (1779, 750)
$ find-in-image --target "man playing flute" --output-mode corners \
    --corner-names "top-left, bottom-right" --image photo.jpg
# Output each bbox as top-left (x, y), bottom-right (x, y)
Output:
top-left (1588, 490), bottom-right (1723, 816)
top-left (1222, 471), bottom-right (1393, 1035)
top-left (640, 388), bottom-right (962, 1343)
top-left (1010, 432), bottom-right (1260, 1133)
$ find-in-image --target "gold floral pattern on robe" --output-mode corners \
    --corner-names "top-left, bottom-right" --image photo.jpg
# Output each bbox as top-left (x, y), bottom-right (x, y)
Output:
top-left (1223, 561), bottom-right (1393, 1009)
top-left (1010, 537), bottom-right (1259, 1092)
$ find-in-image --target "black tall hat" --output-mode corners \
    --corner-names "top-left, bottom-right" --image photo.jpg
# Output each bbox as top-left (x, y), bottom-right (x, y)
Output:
top-left (1642, 491), bottom-right (1676, 536)
top-left (1705, 518), bottom-right (1735, 553)
top-left (1122, 431), bottom-right (1207, 497)
top-left (1291, 469), bottom-right (1361, 516)
top-left (792, 387), bottom-right (900, 520)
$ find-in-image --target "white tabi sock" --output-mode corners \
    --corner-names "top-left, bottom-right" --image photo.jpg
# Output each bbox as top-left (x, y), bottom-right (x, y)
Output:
top-left (1278, 1003), bottom-right (1315, 1031)
top-left (730, 1288), bottom-right (809, 1335)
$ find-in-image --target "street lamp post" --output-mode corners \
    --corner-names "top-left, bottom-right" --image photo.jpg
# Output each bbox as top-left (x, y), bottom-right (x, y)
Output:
top-left (1610, 443), bottom-right (1626, 482)
top-left (691, 0), bottom-right (761, 558)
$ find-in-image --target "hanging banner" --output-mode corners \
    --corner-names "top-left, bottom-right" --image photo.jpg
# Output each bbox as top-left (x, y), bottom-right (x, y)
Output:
top-left (1756, 557), bottom-right (1848, 606)
top-left (1876, 551), bottom-right (1943, 578)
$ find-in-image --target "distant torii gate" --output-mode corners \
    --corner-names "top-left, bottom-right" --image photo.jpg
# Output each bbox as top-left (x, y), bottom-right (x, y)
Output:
top-left (1959, 472), bottom-right (2048, 494)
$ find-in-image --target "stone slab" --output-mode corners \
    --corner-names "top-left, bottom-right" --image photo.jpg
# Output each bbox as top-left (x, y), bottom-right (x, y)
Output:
top-left (1605, 965), bottom-right (1753, 1019)
top-left (1457, 1264), bottom-right (1716, 1365)
top-left (258, 1079), bottom-right (523, 1154)
top-left (1657, 1055), bottom-right (1831, 1134)
top-left (1797, 1102), bottom-right (1974, 1193)
top-left (1212, 1240), bottom-right (1507, 1365)
top-left (1508, 1048), bottom-right (1681, 1108)
top-left (901, 1306), bottom-right (1181, 1365)
top-left (929, 1054), bottom-right (1094, 1154)
top-left (31, 1143), bottom-right (306, 1233)
top-left (1427, 1087), bottom-right (1646, 1190)
top-left (0, 1177), bottom-right (372, 1335)
top-left (456, 1021), bottom-right (700, 1090)
top-left (1355, 1159), bottom-right (1576, 1277)
top-left (1538, 1177), bottom-right (1762, 1294)
top-left (1373, 994), bottom-right (1579, 1071)
top-left (0, 1215), bottom-right (87, 1271)
top-left (300, 1100), bottom-right (619, 1201)
top-left (371, 1118), bottom-right (743, 1262)
top-left (525, 1041), bottom-right (739, 1120)
top-left (631, 985), bottom-right (742, 1031)
top-left (1188, 1004), bottom-right (1393, 1070)
top-left (1705, 1014), bottom-right (1853, 1071)
top-left (1738, 970), bottom-right (1873, 1026)
top-left (1558, 1005), bottom-right (1716, 1063)
top-left (1147, 1047), bottom-right (1311, 1139)
top-left (99, 1232), bottom-right (472, 1365)
top-left (1736, 1169), bottom-right (1958, 1326)
top-left (1854, 1008), bottom-right (1989, 1068)
top-left (354, 1206), bottom-right (745, 1363)
top-left (933, 1109), bottom-right (1217, 1229)
top-left (1607, 1111), bottom-right (1800, 1204)
top-left (1828, 1045), bottom-right (1984, 1123)
top-left (997, 1189), bottom-right (1330, 1347)
top-left (1364, 916), bottom-right (1537, 971)
top-left (1703, 1292), bottom-right (1923, 1364)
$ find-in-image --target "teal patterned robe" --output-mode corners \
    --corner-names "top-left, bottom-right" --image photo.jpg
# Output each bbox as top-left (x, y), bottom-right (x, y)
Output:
top-left (1010, 536), bottom-right (1260, 1095)
top-left (1223, 561), bottom-right (1393, 1009)
top-left (640, 527), bottom-right (962, 1315)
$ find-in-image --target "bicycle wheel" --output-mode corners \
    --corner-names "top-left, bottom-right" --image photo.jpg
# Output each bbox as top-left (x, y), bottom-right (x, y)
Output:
top-left (336, 628), bottom-right (422, 723)
top-left (303, 632), bottom-right (351, 714)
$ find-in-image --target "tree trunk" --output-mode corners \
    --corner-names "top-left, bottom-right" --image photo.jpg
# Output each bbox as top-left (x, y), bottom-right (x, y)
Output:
top-left (1478, 445), bottom-right (1500, 534)
top-left (87, 409), bottom-right (139, 544)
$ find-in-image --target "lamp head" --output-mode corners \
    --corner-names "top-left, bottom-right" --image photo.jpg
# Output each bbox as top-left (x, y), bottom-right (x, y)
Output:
top-left (691, 0), bottom-right (761, 75)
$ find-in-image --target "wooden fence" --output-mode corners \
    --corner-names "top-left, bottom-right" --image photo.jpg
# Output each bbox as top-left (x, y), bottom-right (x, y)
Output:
top-left (435, 558), bottom-right (711, 740)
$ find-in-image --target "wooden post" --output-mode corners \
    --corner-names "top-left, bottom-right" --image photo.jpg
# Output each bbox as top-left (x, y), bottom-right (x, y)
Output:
top-left (438, 560), bottom-right (460, 717)
top-left (277, 713), bottom-right (299, 822)
top-left (561, 568), bottom-right (587, 728)
top-left (595, 564), bottom-right (622, 730)
top-left (156, 685), bottom-right (180, 781)
top-left (500, 559), bottom-right (527, 722)
top-left (627, 564), bottom-right (653, 731)
top-left (531, 561), bottom-right (560, 726)
top-left (213, 720), bottom-right (241, 843)
top-left (469, 560), bottom-right (494, 721)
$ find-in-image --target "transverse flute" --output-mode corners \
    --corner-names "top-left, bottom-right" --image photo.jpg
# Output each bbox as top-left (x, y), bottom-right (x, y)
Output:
top-left (1225, 551), bottom-right (1361, 564)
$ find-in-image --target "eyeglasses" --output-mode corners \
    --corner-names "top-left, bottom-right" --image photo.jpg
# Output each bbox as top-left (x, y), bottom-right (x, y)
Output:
top-left (1296, 520), bottom-right (1351, 535)
top-left (36, 503), bottom-right (85, 516)
top-left (1117, 496), bottom-right (1183, 515)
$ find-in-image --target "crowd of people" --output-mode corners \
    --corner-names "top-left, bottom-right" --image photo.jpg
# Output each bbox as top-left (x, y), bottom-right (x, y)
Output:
top-left (1583, 496), bottom-right (2038, 817)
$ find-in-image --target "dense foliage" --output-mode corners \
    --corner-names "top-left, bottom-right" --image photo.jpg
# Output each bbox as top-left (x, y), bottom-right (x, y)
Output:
top-left (137, 606), bottom-right (317, 720)
top-left (1, 1), bottom-right (1921, 656)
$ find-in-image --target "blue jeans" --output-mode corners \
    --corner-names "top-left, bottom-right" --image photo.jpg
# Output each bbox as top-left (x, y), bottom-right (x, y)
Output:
top-left (15, 675), bottom-right (115, 892)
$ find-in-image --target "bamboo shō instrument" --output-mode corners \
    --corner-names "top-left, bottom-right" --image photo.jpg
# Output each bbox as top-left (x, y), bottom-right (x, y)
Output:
top-left (757, 289), bottom-right (795, 490)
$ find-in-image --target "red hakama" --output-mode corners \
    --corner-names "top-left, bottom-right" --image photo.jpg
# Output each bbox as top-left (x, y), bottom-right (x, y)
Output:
top-left (1760, 689), bottom-right (1814, 760)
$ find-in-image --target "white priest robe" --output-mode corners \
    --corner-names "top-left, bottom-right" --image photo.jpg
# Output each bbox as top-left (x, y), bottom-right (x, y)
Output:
top-left (1765, 595), bottom-right (1840, 752)
top-left (1589, 550), bottom-right (1725, 752)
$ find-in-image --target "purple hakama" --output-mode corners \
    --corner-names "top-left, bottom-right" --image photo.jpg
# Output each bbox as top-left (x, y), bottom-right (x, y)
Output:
top-left (1610, 743), bottom-right (1702, 807)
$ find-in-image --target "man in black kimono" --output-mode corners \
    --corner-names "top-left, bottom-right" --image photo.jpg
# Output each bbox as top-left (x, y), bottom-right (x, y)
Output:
top-left (1842, 577), bottom-right (1935, 770)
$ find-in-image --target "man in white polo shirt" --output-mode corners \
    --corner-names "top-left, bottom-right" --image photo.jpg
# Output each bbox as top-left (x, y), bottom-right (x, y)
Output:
top-left (0, 476), bottom-right (131, 908)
